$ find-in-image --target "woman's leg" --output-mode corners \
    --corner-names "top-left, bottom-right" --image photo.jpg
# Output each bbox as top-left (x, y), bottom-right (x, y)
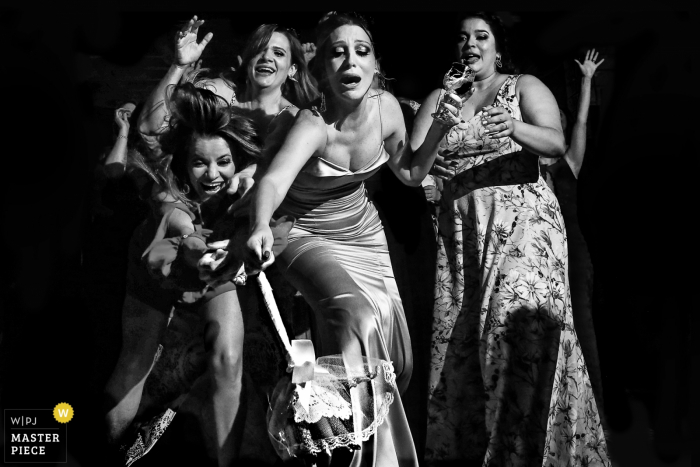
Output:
top-left (201, 289), bottom-right (245, 467)
top-left (104, 294), bottom-right (169, 445)
top-left (280, 244), bottom-right (418, 467)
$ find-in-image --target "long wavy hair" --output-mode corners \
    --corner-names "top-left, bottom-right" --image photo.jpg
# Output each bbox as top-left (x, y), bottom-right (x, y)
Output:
top-left (132, 83), bottom-right (262, 208)
top-left (457, 12), bottom-right (517, 74)
top-left (234, 24), bottom-right (319, 107)
top-left (310, 12), bottom-right (389, 102)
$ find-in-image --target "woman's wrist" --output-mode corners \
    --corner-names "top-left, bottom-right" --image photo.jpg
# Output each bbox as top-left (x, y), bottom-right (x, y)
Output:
top-left (429, 119), bottom-right (454, 136)
top-left (251, 220), bottom-right (270, 234)
top-left (172, 63), bottom-right (190, 73)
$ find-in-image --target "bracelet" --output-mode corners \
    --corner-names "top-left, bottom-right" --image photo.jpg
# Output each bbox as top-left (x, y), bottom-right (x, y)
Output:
top-left (117, 135), bottom-right (128, 141)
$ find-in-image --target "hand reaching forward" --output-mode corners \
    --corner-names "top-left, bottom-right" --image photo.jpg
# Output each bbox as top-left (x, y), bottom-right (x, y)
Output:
top-left (175, 15), bottom-right (213, 67)
top-left (575, 49), bottom-right (605, 79)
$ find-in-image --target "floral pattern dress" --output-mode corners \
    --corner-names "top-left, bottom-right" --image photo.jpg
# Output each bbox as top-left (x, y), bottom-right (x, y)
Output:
top-left (425, 75), bottom-right (610, 466)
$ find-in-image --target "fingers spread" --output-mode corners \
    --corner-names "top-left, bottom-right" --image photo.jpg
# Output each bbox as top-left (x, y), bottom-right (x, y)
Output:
top-left (200, 32), bottom-right (213, 47)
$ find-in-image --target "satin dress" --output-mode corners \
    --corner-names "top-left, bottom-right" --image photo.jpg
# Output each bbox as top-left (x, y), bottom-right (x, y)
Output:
top-left (274, 100), bottom-right (419, 467)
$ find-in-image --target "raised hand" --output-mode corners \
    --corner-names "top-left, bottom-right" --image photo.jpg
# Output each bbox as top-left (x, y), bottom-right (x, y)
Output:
top-left (180, 59), bottom-right (203, 84)
top-left (302, 42), bottom-right (317, 64)
top-left (175, 15), bottom-right (213, 67)
top-left (114, 107), bottom-right (132, 132)
top-left (574, 49), bottom-right (605, 79)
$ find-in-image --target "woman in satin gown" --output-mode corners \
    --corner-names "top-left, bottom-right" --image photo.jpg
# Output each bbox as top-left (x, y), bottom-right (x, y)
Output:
top-left (414, 13), bottom-right (610, 467)
top-left (245, 12), bottom-right (462, 467)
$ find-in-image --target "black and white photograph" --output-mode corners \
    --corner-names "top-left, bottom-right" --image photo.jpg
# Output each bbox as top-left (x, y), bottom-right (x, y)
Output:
top-left (0, 8), bottom-right (693, 467)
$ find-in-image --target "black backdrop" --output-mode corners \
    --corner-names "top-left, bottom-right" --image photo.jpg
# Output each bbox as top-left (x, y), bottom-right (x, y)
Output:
top-left (1, 8), bottom-right (694, 467)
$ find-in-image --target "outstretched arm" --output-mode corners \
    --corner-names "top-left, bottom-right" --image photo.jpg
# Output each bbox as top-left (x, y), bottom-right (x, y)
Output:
top-left (388, 90), bottom-right (462, 186)
top-left (137, 16), bottom-right (213, 136)
top-left (566, 49), bottom-right (605, 178)
top-left (246, 110), bottom-right (327, 268)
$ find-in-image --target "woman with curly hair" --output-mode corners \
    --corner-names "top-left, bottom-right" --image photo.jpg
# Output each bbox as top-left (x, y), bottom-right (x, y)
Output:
top-left (416, 12), bottom-right (610, 466)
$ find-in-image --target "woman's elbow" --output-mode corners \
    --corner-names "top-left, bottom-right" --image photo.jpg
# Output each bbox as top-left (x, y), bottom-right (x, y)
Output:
top-left (549, 131), bottom-right (566, 157)
top-left (104, 162), bottom-right (126, 180)
top-left (403, 176), bottom-right (423, 188)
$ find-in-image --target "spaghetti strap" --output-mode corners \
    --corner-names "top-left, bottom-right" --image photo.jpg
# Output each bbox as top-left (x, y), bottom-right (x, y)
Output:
top-left (377, 94), bottom-right (383, 144)
top-left (273, 104), bottom-right (295, 121)
top-left (266, 104), bottom-right (296, 135)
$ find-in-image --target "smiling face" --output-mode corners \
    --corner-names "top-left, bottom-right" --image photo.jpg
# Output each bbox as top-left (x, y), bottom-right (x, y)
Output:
top-left (324, 24), bottom-right (376, 102)
top-left (247, 31), bottom-right (296, 92)
top-left (187, 136), bottom-right (237, 204)
top-left (456, 18), bottom-right (499, 77)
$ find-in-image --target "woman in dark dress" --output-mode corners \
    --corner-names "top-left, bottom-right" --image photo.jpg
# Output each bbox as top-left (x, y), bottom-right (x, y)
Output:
top-left (104, 83), bottom-right (261, 467)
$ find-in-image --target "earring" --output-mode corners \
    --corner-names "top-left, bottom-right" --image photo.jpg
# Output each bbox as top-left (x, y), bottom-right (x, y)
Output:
top-left (495, 54), bottom-right (502, 69)
top-left (319, 92), bottom-right (326, 112)
top-left (287, 72), bottom-right (298, 82)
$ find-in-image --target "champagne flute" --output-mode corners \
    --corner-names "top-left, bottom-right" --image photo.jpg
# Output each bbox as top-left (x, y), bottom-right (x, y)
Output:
top-left (432, 59), bottom-right (475, 123)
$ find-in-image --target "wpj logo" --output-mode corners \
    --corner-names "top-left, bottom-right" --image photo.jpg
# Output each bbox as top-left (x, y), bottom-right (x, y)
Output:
top-left (4, 407), bottom-right (69, 463)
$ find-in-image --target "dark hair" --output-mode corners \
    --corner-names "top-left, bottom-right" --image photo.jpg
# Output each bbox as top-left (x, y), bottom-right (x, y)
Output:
top-left (311, 12), bottom-right (384, 97)
top-left (139, 83), bottom-right (261, 207)
top-left (236, 24), bottom-right (319, 107)
top-left (458, 12), bottom-right (517, 74)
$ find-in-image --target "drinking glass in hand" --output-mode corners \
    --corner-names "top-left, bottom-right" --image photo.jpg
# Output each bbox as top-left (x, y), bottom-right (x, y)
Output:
top-left (432, 60), bottom-right (475, 122)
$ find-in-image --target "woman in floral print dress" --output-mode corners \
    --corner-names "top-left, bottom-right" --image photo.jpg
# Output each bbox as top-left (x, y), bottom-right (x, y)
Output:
top-left (410, 13), bottom-right (610, 466)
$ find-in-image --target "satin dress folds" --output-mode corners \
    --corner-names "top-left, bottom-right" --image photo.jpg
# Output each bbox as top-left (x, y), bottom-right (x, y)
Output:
top-left (426, 75), bottom-right (610, 466)
top-left (274, 105), bottom-right (419, 467)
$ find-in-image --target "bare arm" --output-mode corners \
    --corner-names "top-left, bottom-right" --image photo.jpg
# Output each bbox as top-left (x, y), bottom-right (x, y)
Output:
top-left (510, 74), bottom-right (566, 157)
top-left (247, 110), bottom-right (327, 265)
top-left (103, 106), bottom-right (133, 179)
top-left (137, 16), bottom-right (213, 136)
top-left (565, 49), bottom-right (605, 178)
top-left (103, 138), bottom-right (128, 179)
top-left (389, 90), bottom-right (461, 186)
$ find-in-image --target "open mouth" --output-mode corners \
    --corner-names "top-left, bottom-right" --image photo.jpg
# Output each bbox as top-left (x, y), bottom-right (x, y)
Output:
top-left (200, 181), bottom-right (225, 194)
top-left (340, 75), bottom-right (362, 87)
top-left (255, 65), bottom-right (275, 75)
top-left (463, 54), bottom-right (480, 64)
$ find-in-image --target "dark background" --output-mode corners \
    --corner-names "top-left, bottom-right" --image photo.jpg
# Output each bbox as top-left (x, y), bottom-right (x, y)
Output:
top-left (0, 8), bottom-right (694, 466)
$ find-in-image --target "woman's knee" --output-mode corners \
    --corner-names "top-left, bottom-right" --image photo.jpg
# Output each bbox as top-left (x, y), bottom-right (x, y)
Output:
top-left (324, 292), bottom-right (379, 341)
top-left (207, 339), bottom-right (243, 383)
